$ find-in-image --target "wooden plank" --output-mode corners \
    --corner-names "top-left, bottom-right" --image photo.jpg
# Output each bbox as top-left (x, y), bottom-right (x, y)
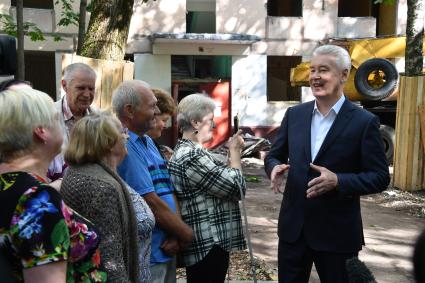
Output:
top-left (394, 75), bottom-right (425, 191)
top-left (419, 104), bottom-right (425, 152)
top-left (60, 54), bottom-right (134, 110)
top-left (405, 76), bottom-right (417, 188)
top-left (123, 62), bottom-right (134, 81)
top-left (394, 76), bottom-right (408, 188)
top-left (410, 77), bottom-right (421, 188)
top-left (101, 62), bottom-right (124, 110)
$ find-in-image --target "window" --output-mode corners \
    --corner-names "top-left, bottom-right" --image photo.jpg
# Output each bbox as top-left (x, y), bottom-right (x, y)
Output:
top-left (187, 0), bottom-right (216, 33)
top-left (267, 56), bottom-right (302, 102)
top-left (338, 0), bottom-right (377, 17)
top-left (267, 0), bottom-right (302, 17)
top-left (10, 0), bottom-right (54, 9)
top-left (24, 51), bottom-right (56, 100)
top-left (186, 11), bottom-right (216, 33)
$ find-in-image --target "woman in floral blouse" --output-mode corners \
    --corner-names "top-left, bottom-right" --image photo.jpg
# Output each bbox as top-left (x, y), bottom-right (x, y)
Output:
top-left (0, 88), bottom-right (106, 282)
top-left (168, 93), bottom-right (247, 283)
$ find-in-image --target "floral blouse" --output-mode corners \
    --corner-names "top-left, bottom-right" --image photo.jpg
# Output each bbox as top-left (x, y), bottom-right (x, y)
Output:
top-left (0, 171), bottom-right (107, 282)
top-left (127, 185), bottom-right (155, 283)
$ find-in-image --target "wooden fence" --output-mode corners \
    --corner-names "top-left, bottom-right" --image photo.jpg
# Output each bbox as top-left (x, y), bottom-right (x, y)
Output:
top-left (61, 54), bottom-right (134, 110)
top-left (393, 75), bottom-right (425, 191)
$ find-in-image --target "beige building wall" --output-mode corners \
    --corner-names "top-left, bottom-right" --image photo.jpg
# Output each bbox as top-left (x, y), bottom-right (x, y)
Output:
top-left (128, 0), bottom-right (186, 38)
top-left (216, 0), bottom-right (266, 37)
top-left (134, 54), bottom-right (172, 93)
top-left (0, 0), bottom-right (412, 126)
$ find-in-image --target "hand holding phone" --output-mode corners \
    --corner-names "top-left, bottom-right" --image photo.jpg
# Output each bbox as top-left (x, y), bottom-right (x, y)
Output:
top-left (233, 115), bottom-right (239, 135)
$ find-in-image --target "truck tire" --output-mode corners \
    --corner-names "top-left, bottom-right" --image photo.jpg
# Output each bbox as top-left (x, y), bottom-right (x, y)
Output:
top-left (355, 58), bottom-right (399, 101)
top-left (379, 124), bottom-right (395, 164)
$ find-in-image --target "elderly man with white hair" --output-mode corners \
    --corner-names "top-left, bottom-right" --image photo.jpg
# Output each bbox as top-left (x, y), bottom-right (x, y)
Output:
top-left (48, 62), bottom-right (97, 181)
top-left (265, 45), bottom-right (390, 283)
top-left (112, 80), bottom-right (193, 283)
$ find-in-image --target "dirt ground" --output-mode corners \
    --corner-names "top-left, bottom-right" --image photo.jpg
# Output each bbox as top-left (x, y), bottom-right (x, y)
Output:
top-left (240, 158), bottom-right (425, 282)
top-left (177, 158), bottom-right (425, 282)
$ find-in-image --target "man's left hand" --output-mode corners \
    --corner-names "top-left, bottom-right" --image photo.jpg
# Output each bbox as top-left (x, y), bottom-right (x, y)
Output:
top-left (306, 163), bottom-right (338, 198)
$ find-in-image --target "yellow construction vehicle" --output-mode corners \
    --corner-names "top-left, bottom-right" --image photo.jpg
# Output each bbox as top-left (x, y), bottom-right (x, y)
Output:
top-left (290, 35), bottom-right (425, 163)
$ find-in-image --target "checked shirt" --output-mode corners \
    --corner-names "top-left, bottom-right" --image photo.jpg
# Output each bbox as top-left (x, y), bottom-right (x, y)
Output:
top-left (168, 139), bottom-right (247, 267)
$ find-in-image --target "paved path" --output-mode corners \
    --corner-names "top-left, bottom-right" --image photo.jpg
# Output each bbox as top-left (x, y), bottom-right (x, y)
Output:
top-left (243, 162), bottom-right (425, 282)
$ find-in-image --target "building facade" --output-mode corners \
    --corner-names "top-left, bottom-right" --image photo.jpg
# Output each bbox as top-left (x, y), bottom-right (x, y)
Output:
top-left (0, 0), bottom-right (410, 141)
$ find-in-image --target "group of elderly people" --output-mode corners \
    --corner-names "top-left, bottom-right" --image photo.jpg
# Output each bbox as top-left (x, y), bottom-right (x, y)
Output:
top-left (0, 62), bottom-right (246, 283)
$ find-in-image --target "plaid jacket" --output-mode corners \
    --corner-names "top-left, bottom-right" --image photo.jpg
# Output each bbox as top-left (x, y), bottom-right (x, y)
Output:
top-left (168, 139), bottom-right (246, 267)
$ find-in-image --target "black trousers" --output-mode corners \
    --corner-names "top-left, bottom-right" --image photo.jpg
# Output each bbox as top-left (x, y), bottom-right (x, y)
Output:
top-left (278, 236), bottom-right (358, 283)
top-left (186, 245), bottom-right (230, 283)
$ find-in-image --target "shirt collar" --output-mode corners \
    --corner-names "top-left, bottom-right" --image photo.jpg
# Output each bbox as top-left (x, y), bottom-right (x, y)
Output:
top-left (312, 95), bottom-right (346, 116)
top-left (128, 129), bottom-right (147, 146)
top-left (62, 96), bottom-right (91, 121)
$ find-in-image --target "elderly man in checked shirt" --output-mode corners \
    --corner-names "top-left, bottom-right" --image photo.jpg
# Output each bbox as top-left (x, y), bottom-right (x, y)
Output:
top-left (168, 93), bottom-right (247, 283)
top-left (48, 63), bottom-right (97, 183)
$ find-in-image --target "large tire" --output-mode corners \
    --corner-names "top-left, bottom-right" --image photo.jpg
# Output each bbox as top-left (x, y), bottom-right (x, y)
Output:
top-left (379, 124), bottom-right (395, 164)
top-left (355, 58), bottom-right (399, 101)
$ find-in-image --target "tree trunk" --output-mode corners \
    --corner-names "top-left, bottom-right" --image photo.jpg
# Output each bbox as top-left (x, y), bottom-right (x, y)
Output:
top-left (16, 0), bottom-right (24, 80)
top-left (405, 0), bottom-right (424, 76)
top-left (80, 0), bottom-right (134, 60)
top-left (76, 0), bottom-right (87, 55)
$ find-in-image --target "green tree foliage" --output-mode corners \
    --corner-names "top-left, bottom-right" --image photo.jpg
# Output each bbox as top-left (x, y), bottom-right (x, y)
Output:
top-left (0, 0), bottom-right (79, 42)
top-left (0, 14), bottom-right (45, 41)
top-left (374, 0), bottom-right (396, 4)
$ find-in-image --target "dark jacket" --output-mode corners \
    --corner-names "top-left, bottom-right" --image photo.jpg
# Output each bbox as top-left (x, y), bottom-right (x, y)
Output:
top-left (265, 99), bottom-right (390, 253)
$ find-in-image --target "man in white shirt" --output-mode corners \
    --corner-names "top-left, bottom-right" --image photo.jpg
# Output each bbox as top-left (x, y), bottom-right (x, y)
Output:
top-left (265, 45), bottom-right (390, 283)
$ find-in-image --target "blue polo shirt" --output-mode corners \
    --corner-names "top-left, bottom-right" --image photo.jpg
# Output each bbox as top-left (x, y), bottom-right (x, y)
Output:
top-left (117, 130), bottom-right (177, 265)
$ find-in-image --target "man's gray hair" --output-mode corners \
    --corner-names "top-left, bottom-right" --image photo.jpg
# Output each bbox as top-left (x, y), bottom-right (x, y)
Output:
top-left (112, 80), bottom-right (150, 119)
top-left (177, 93), bottom-right (216, 132)
top-left (63, 62), bottom-right (97, 83)
top-left (313, 45), bottom-right (352, 72)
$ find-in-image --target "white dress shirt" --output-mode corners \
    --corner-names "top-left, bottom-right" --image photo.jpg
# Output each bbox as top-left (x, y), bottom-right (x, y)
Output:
top-left (311, 95), bottom-right (346, 161)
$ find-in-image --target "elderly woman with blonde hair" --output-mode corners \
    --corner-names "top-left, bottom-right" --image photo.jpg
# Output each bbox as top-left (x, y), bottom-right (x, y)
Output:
top-left (61, 111), bottom-right (155, 283)
top-left (168, 93), bottom-right (247, 283)
top-left (0, 88), bottom-right (106, 282)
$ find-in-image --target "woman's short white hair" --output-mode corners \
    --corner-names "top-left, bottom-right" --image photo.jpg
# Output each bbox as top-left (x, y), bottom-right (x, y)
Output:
top-left (0, 88), bottom-right (55, 159)
top-left (313, 45), bottom-right (352, 72)
top-left (177, 93), bottom-right (216, 132)
top-left (112, 80), bottom-right (150, 119)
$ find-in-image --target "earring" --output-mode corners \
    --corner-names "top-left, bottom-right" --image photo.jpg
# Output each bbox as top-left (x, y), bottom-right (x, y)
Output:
top-left (193, 130), bottom-right (199, 135)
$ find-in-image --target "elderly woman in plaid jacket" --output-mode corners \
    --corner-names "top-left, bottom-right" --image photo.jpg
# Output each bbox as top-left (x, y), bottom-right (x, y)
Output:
top-left (168, 93), bottom-right (247, 283)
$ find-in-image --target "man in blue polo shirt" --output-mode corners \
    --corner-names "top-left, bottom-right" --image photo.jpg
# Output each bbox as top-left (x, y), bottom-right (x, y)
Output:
top-left (112, 80), bottom-right (193, 283)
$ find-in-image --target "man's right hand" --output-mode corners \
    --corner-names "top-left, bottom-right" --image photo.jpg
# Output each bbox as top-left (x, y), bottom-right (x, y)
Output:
top-left (270, 164), bottom-right (290, 193)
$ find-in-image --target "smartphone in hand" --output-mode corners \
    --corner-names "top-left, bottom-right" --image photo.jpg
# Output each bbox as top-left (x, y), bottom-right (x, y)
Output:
top-left (233, 115), bottom-right (239, 134)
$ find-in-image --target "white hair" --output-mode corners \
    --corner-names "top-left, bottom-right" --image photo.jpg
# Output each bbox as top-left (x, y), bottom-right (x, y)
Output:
top-left (111, 80), bottom-right (151, 119)
top-left (313, 45), bottom-right (352, 72)
top-left (63, 62), bottom-right (97, 83)
top-left (0, 88), bottom-right (55, 159)
top-left (177, 93), bottom-right (216, 132)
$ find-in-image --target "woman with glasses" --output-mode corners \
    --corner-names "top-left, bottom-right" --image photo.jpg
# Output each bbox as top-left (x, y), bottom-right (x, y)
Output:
top-left (168, 93), bottom-right (247, 283)
top-left (61, 112), bottom-right (155, 283)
